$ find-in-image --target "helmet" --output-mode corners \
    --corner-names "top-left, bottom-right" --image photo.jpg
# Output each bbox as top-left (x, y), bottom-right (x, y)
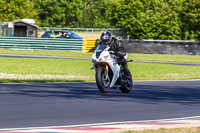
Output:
top-left (100, 32), bottom-right (112, 45)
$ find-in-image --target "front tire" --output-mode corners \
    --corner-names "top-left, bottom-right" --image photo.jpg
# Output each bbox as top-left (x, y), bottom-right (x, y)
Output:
top-left (96, 67), bottom-right (110, 93)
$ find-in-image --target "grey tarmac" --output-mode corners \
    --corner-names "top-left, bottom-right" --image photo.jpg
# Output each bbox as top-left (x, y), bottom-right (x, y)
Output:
top-left (0, 80), bottom-right (200, 129)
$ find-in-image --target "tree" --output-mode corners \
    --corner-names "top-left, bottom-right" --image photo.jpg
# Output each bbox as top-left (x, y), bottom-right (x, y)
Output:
top-left (35, 0), bottom-right (83, 27)
top-left (0, 0), bottom-right (37, 21)
top-left (180, 0), bottom-right (200, 40)
top-left (65, 0), bottom-right (83, 27)
top-left (35, 0), bottom-right (116, 28)
top-left (82, 0), bottom-right (116, 28)
top-left (112, 0), bottom-right (183, 40)
top-left (35, 0), bottom-right (66, 27)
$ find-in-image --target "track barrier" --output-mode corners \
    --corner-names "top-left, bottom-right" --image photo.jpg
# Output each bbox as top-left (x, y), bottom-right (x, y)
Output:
top-left (2, 37), bottom-right (199, 55)
top-left (0, 37), bottom-right (97, 52)
top-left (82, 39), bottom-right (97, 52)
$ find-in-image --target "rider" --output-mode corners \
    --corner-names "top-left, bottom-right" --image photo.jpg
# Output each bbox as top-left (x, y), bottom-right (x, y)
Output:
top-left (99, 32), bottom-right (132, 80)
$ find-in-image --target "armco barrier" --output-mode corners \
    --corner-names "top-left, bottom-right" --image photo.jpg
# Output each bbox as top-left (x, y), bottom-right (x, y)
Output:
top-left (0, 37), bottom-right (83, 51)
top-left (1, 37), bottom-right (200, 55)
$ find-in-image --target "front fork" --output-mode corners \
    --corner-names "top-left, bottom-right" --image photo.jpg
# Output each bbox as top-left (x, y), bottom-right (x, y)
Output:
top-left (93, 62), bottom-right (119, 88)
top-left (104, 64), bottom-right (109, 80)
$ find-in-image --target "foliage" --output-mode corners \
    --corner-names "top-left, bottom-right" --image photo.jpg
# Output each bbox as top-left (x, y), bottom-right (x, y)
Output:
top-left (112, 0), bottom-right (200, 40)
top-left (0, 0), bottom-right (200, 40)
top-left (0, 0), bottom-right (37, 21)
top-left (34, 0), bottom-right (83, 27)
top-left (81, 0), bottom-right (116, 28)
top-left (112, 0), bottom-right (183, 40)
top-left (180, 0), bottom-right (200, 40)
top-left (34, 0), bottom-right (116, 28)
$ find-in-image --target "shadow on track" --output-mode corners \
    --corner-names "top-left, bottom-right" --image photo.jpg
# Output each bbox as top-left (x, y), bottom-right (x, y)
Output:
top-left (0, 81), bottom-right (200, 104)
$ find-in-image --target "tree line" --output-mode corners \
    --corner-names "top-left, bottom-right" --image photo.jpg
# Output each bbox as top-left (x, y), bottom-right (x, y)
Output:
top-left (0, 0), bottom-right (199, 40)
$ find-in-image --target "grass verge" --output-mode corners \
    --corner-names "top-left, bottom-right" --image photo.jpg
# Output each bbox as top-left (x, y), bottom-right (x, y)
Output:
top-left (128, 53), bottom-right (200, 64)
top-left (0, 56), bottom-right (200, 83)
top-left (0, 49), bottom-right (93, 58)
top-left (1, 49), bottom-right (200, 63)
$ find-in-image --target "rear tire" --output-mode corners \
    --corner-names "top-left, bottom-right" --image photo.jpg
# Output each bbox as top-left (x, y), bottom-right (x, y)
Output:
top-left (120, 75), bottom-right (133, 93)
top-left (96, 67), bottom-right (110, 93)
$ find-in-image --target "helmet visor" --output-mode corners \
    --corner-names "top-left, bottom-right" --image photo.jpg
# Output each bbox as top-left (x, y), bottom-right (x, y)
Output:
top-left (101, 39), bottom-right (110, 45)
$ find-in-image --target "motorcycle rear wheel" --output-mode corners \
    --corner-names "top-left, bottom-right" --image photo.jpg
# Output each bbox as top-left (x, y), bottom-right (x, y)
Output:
top-left (120, 76), bottom-right (133, 93)
top-left (96, 67), bottom-right (110, 93)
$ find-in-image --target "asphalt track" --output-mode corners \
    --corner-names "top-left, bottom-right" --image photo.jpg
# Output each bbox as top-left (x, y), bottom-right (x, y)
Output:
top-left (0, 80), bottom-right (200, 129)
top-left (1, 54), bottom-right (200, 66)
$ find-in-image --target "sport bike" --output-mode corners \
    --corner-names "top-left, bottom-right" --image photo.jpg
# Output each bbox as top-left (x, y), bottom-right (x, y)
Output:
top-left (91, 44), bottom-right (133, 93)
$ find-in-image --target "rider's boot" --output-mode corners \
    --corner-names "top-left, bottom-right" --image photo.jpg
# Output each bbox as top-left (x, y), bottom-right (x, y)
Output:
top-left (121, 64), bottom-right (132, 83)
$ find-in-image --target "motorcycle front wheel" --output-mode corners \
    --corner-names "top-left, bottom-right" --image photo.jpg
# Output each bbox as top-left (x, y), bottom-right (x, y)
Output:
top-left (96, 67), bottom-right (110, 93)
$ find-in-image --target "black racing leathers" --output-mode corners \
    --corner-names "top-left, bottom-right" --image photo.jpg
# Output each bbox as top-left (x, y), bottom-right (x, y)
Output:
top-left (100, 37), bottom-right (132, 79)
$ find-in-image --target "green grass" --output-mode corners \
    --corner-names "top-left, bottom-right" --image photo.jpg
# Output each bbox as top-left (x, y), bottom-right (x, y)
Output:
top-left (1, 49), bottom-right (200, 63)
top-left (0, 56), bottom-right (200, 83)
top-left (0, 49), bottom-right (93, 58)
top-left (0, 57), bottom-right (94, 83)
top-left (1, 49), bottom-right (200, 83)
top-left (0, 57), bottom-right (92, 75)
top-left (129, 62), bottom-right (200, 80)
top-left (128, 53), bottom-right (200, 63)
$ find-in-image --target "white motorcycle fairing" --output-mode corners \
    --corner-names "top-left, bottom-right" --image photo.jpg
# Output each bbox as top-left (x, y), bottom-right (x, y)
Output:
top-left (91, 45), bottom-right (127, 88)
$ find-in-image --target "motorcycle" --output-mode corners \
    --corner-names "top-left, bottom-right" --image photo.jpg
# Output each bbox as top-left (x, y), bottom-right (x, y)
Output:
top-left (91, 44), bottom-right (133, 93)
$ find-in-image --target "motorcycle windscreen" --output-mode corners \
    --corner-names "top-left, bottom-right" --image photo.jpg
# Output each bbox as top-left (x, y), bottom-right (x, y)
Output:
top-left (95, 44), bottom-right (107, 59)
